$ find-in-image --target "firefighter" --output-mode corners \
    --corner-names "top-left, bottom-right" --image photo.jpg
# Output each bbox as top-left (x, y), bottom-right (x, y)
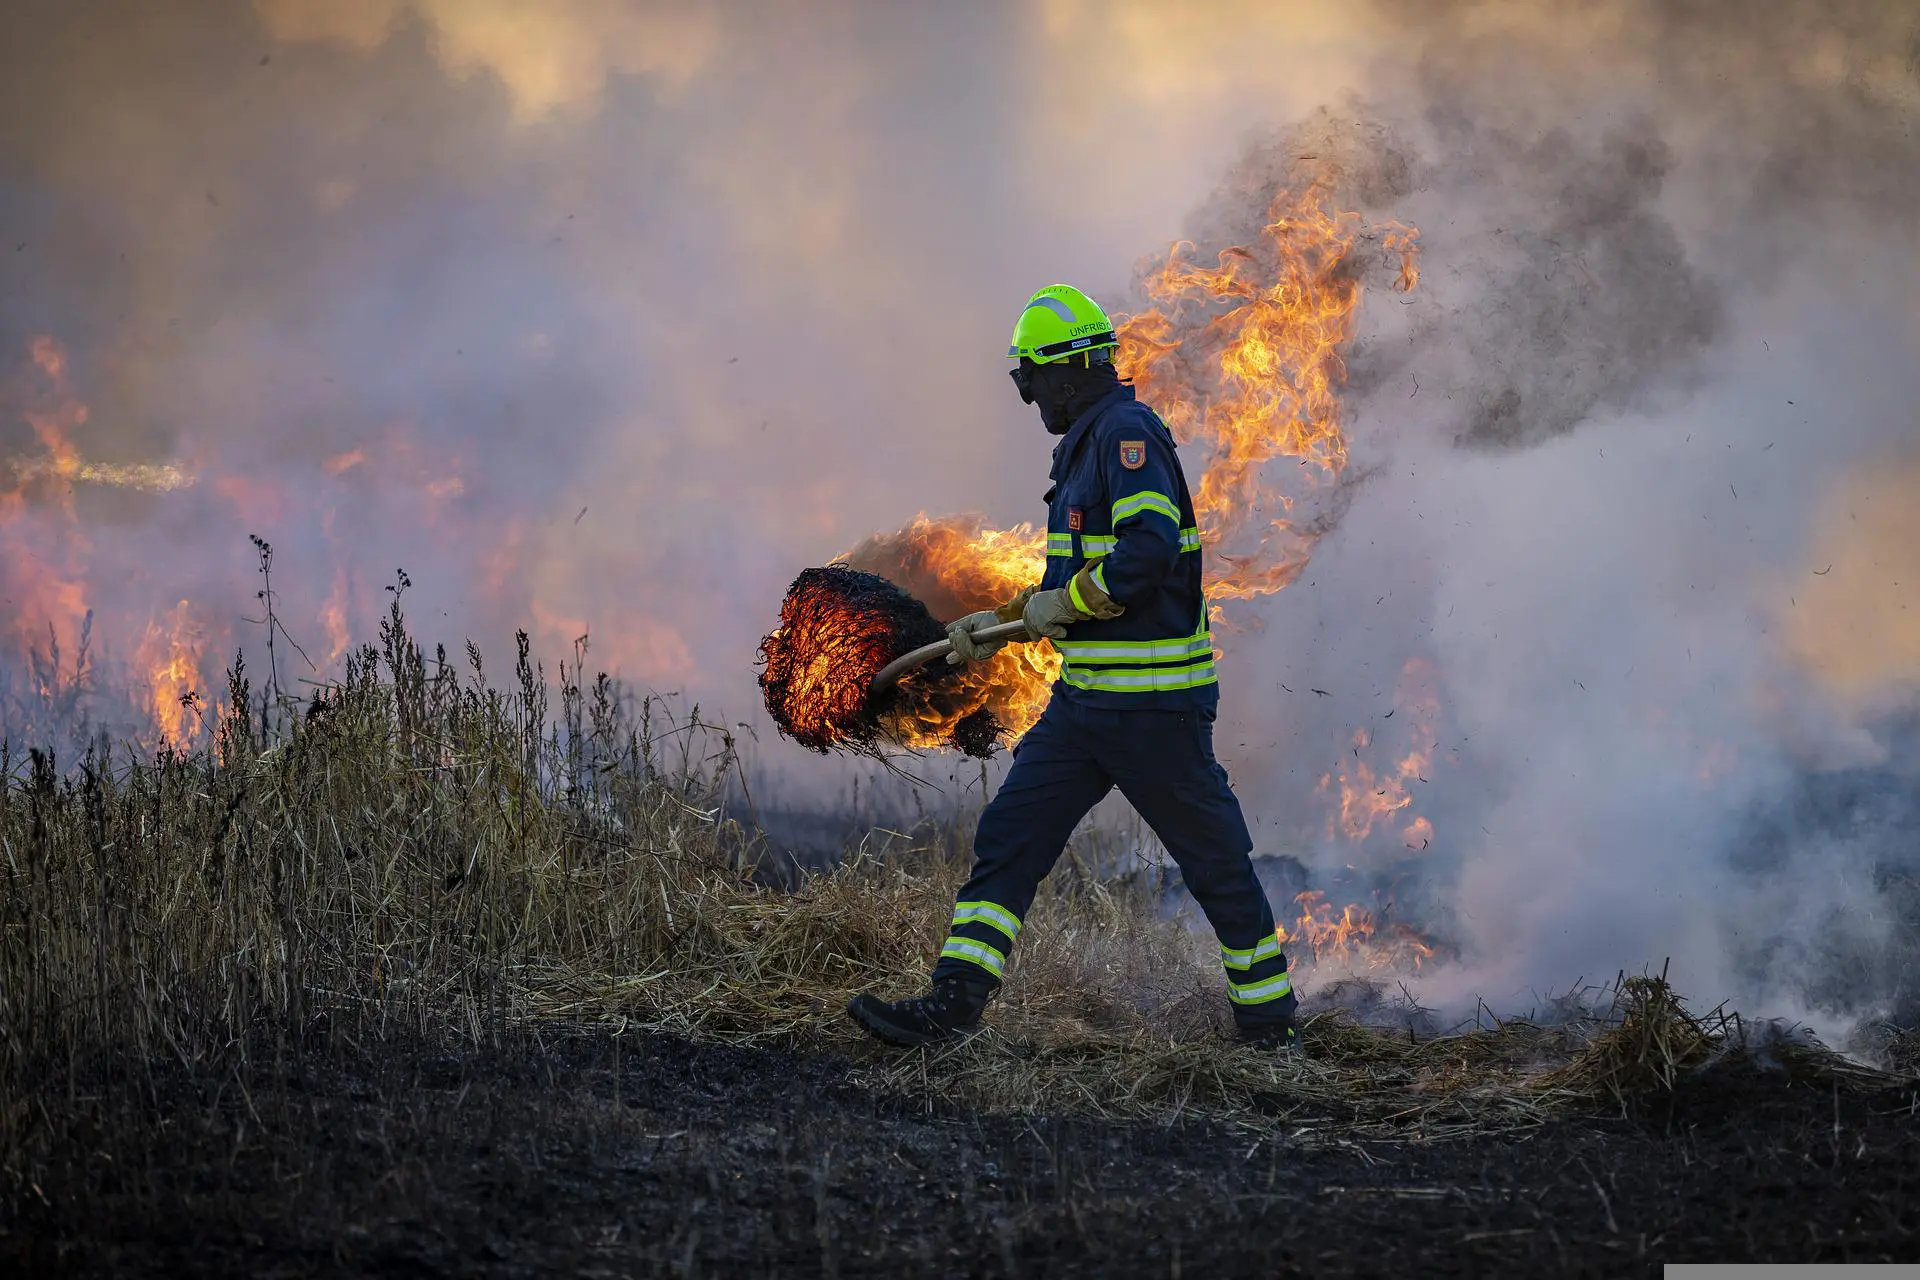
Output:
top-left (846, 284), bottom-right (1300, 1051)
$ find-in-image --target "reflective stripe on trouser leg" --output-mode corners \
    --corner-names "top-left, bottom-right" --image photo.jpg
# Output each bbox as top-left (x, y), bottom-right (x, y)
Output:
top-left (1229, 974), bottom-right (1295, 1006)
top-left (1219, 931), bottom-right (1284, 972)
top-left (1221, 929), bottom-right (1295, 1018)
top-left (938, 935), bottom-right (1008, 979)
top-left (930, 697), bottom-right (1114, 987)
top-left (1090, 701), bottom-right (1298, 1024)
top-left (1222, 929), bottom-right (1294, 1006)
top-left (936, 900), bottom-right (1023, 981)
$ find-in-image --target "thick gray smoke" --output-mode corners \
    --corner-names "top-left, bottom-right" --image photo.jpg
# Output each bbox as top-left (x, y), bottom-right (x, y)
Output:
top-left (1, 1), bottom-right (1916, 1034)
top-left (1131, 2), bottom-right (1920, 1033)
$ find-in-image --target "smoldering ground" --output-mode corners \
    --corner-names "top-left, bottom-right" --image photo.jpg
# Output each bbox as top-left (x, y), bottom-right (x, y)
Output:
top-left (1, 0), bottom-right (1918, 1031)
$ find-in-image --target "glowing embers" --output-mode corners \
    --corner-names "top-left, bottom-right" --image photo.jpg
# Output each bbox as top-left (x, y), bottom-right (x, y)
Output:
top-left (756, 565), bottom-right (1001, 758)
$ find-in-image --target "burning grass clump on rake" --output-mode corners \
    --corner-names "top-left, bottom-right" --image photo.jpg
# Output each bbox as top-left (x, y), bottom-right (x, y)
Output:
top-left (3, 599), bottom-right (1912, 1201)
top-left (755, 564), bottom-right (1002, 759)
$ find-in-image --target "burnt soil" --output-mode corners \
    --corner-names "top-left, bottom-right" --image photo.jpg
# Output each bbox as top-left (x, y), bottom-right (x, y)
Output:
top-left (5, 1029), bottom-right (1918, 1278)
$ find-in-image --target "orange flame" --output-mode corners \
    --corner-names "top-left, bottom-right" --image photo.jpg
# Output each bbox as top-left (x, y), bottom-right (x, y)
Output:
top-left (1124, 186), bottom-right (1419, 601)
top-left (2, 337), bottom-right (527, 752)
top-left (845, 181), bottom-right (1419, 749)
top-left (1317, 657), bottom-right (1439, 845)
top-left (135, 600), bottom-right (206, 749)
top-left (3, 338), bottom-right (219, 747)
top-left (3, 337), bottom-right (96, 660)
top-left (839, 515), bottom-right (1058, 746)
top-left (323, 448), bottom-right (367, 477)
top-left (8, 338), bottom-right (195, 496)
top-left (1280, 889), bottom-right (1436, 972)
top-left (321, 565), bottom-right (353, 666)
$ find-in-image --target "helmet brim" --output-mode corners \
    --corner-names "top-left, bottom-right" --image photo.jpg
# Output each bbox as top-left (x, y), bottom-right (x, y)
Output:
top-left (1008, 330), bottom-right (1117, 364)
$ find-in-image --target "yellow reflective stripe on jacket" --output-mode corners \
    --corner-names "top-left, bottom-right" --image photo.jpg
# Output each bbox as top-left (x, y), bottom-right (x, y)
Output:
top-left (940, 937), bottom-right (1007, 978)
top-left (1221, 933), bottom-right (1285, 971)
top-left (1112, 491), bottom-right (1181, 525)
top-left (1080, 528), bottom-right (1199, 557)
top-left (1227, 972), bottom-right (1295, 1005)
top-left (952, 900), bottom-right (1021, 945)
top-left (1046, 532), bottom-right (1074, 557)
top-left (1054, 626), bottom-right (1212, 662)
top-left (1060, 661), bottom-right (1217, 693)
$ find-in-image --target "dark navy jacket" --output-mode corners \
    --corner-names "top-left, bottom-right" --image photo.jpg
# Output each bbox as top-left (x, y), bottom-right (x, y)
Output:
top-left (1039, 383), bottom-right (1217, 712)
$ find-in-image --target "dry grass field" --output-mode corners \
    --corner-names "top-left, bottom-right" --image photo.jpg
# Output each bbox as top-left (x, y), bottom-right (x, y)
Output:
top-left (3, 607), bottom-right (1916, 1276)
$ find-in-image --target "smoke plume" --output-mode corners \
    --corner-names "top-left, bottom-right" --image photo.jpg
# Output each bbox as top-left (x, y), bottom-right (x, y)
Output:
top-left (1139, 1), bottom-right (1920, 1031)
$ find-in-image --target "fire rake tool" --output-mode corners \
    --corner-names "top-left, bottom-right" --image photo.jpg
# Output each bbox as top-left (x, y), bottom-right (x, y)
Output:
top-left (756, 565), bottom-right (1028, 758)
top-left (870, 619), bottom-right (1030, 694)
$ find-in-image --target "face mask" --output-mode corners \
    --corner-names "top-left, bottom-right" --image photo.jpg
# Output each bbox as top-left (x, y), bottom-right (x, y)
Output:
top-left (1038, 395), bottom-right (1077, 435)
top-left (1009, 361), bottom-right (1037, 404)
top-left (1011, 359), bottom-right (1080, 435)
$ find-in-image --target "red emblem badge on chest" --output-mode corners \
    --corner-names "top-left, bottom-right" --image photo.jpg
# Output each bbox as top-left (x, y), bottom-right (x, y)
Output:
top-left (1119, 440), bottom-right (1147, 470)
top-left (1067, 508), bottom-right (1083, 531)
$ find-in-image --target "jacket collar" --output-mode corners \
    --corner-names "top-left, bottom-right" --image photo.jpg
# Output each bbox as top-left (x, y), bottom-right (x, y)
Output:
top-left (1049, 383), bottom-right (1135, 483)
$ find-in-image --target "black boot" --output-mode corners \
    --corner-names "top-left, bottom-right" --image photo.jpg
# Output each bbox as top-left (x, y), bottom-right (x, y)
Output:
top-left (1236, 1015), bottom-right (1301, 1055)
top-left (847, 976), bottom-right (993, 1047)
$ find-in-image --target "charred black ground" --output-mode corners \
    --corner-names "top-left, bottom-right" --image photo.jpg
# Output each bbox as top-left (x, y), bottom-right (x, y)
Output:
top-left (7, 1028), bottom-right (1917, 1278)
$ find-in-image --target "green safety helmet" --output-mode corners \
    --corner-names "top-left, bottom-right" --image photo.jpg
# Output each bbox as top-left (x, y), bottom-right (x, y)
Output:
top-left (1007, 284), bottom-right (1118, 365)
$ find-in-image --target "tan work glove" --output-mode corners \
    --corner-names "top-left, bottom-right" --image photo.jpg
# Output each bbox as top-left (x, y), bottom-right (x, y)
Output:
top-left (946, 587), bottom-right (1039, 664)
top-left (1021, 563), bottom-right (1124, 640)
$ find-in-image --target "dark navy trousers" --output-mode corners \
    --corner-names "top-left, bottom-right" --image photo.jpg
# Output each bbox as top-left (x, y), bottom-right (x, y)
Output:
top-left (931, 693), bottom-right (1297, 1029)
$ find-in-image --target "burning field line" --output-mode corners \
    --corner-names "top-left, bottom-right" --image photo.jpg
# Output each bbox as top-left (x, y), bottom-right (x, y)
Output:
top-left (2, 611), bottom-right (1910, 1196)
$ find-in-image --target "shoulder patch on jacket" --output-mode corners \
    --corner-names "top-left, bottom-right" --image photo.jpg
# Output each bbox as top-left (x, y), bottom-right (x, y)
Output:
top-left (1118, 439), bottom-right (1147, 470)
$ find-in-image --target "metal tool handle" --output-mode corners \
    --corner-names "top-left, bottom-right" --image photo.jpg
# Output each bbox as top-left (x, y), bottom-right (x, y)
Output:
top-left (871, 619), bottom-right (1032, 694)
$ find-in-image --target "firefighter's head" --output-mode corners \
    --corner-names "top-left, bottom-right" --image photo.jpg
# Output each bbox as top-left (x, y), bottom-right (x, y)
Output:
top-left (1007, 284), bottom-right (1120, 435)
